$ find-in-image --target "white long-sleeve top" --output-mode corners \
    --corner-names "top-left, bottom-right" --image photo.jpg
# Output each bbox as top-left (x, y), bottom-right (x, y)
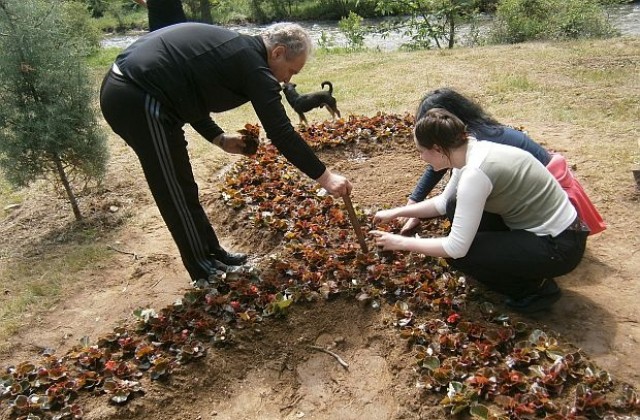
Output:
top-left (433, 139), bottom-right (576, 258)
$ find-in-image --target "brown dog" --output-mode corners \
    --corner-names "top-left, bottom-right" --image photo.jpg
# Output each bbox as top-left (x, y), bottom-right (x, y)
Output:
top-left (282, 81), bottom-right (341, 125)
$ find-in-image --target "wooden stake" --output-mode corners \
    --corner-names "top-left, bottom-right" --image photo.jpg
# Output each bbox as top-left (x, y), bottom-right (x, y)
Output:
top-left (343, 195), bottom-right (368, 253)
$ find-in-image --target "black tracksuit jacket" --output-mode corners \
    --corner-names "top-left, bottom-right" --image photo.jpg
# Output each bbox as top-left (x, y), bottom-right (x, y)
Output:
top-left (115, 22), bottom-right (326, 179)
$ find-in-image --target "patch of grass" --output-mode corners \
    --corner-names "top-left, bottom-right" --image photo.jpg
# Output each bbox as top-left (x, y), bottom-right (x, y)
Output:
top-left (86, 47), bottom-right (120, 70)
top-left (0, 177), bottom-right (22, 212)
top-left (612, 97), bottom-right (640, 123)
top-left (92, 10), bottom-right (147, 33)
top-left (549, 96), bottom-right (638, 126)
top-left (0, 244), bottom-right (110, 341)
top-left (315, 46), bottom-right (367, 55)
top-left (574, 67), bottom-right (629, 84)
top-left (548, 105), bottom-right (585, 124)
top-left (490, 73), bottom-right (539, 93)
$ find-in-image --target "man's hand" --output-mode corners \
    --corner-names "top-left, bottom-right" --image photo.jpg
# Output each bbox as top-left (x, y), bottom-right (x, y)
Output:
top-left (237, 124), bottom-right (260, 155)
top-left (239, 133), bottom-right (259, 155)
top-left (315, 169), bottom-right (352, 198)
top-left (213, 133), bottom-right (259, 157)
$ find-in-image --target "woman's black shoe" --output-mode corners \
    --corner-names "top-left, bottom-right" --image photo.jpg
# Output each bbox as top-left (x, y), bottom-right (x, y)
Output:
top-left (213, 250), bottom-right (248, 266)
top-left (505, 278), bottom-right (561, 313)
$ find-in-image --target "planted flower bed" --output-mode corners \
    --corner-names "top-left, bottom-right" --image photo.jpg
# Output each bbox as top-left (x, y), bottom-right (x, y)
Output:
top-left (1, 114), bottom-right (638, 419)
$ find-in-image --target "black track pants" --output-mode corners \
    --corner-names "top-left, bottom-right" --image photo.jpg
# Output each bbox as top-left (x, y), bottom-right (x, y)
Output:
top-left (100, 70), bottom-right (222, 281)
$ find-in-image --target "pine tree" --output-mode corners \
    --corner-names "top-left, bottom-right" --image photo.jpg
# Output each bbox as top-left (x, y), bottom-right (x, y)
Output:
top-left (0, 0), bottom-right (108, 220)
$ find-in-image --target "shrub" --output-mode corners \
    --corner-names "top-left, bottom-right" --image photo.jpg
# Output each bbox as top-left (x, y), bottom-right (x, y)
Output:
top-left (551, 0), bottom-right (618, 39)
top-left (339, 11), bottom-right (366, 50)
top-left (489, 0), bottom-right (617, 44)
top-left (0, 0), bottom-right (108, 220)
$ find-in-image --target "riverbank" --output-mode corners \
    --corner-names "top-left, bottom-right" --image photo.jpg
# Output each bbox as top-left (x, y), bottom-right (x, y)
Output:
top-left (101, 3), bottom-right (640, 51)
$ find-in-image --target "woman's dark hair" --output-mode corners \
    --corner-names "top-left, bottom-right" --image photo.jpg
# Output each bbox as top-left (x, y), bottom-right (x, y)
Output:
top-left (416, 88), bottom-right (502, 137)
top-left (414, 108), bottom-right (468, 158)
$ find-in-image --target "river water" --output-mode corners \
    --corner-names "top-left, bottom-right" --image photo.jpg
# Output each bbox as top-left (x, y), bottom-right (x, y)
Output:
top-left (102, 3), bottom-right (640, 51)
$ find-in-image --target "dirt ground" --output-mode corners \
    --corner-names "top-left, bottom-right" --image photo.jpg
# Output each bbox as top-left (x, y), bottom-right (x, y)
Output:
top-left (0, 111), bottom-right (639, 420)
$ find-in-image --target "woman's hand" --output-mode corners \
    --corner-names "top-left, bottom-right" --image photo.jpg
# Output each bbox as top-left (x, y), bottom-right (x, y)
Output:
top-left (397, 198), bottom-right (416, 224)
top-left (370, 230), bottom-right (406, 251)
top-left (373, 209), bottom-right (399, 224)
top-left (400, 217), bottom-right (421, 235)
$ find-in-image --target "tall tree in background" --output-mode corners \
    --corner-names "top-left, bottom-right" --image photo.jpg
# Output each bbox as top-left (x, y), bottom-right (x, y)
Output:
top-left (182, 0), bottom-right (213, 23)
top-left (375, 0), bottom-right (479, 49)
top-left (0, 0), bottom-right (108, 220)
top-left (196, 0), bottom-right (213, 23)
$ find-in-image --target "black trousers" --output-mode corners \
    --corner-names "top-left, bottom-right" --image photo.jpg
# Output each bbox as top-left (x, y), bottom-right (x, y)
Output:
top-left (100, 70), bottom-right (223, 281)
top-left (445, 199), bottom-right (588, 298)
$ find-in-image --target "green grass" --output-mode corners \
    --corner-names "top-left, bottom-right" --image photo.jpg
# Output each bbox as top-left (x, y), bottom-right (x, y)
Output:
top-left (0, 244), bottom-right (110, 341)
top-left (490, 73), bottom-right (539, 92)
top-left (86, 47), bottom-right (121, 70)
top-left (92, 9), bottom-right (148, 33)
top-left (574, 67), bottom-right (629, 84)
top-left (0, 177), bottom-right (22, 212)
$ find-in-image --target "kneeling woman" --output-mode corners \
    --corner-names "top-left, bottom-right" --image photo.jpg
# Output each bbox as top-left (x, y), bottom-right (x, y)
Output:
top-left (371, 108), bottom-right (588, 313)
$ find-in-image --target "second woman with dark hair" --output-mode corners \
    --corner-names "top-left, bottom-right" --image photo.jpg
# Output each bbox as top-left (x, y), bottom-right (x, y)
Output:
top-left (371, 108), bottom-right (588, 313)
top-left (401, 87), bottom-right (551, 234)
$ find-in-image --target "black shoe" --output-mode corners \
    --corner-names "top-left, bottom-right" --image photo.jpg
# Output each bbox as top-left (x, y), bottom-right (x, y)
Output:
top-left (213, 259), bottom-right (229, 272)
top-left (505, 278), bottom-right (561, 313)
top-left (213, 249), bottom-right (248, 266)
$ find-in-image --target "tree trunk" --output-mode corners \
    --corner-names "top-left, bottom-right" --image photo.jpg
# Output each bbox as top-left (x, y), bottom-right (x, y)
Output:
top-left (199, 0), bottom-right (212, 23)
top-left (448, 13), bottom-right (455, 49)
top-left (53, 154), bottom-right (82, 221)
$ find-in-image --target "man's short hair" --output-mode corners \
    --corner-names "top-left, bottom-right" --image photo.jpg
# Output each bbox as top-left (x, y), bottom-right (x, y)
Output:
top-left (262, 22), bottom-right (313, 59)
